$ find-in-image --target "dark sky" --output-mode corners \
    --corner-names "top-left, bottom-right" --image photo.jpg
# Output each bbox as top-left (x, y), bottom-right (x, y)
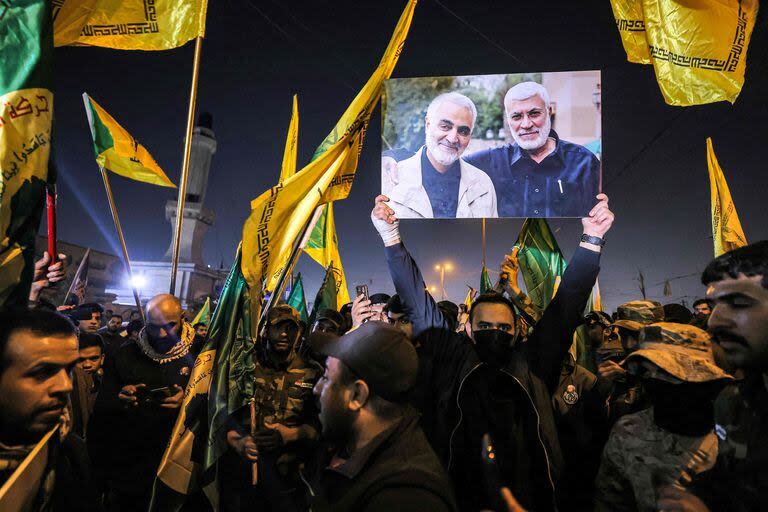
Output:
top-left (51, 0), bottom-right (767, 312)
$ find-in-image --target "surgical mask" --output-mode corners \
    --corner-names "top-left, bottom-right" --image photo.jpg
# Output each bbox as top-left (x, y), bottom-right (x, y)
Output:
top-left (472, 329), bottom-right (517, 367)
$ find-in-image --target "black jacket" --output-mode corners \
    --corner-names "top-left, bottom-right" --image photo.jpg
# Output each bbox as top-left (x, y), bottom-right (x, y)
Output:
top-left (305, 408), bottom-right (457, 512)
top-left (385, 242), bottom-right (600, 511)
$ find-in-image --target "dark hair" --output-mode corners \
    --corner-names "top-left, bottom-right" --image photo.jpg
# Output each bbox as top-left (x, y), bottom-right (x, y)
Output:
top-left (692, 298), bottom-right (714, 309)
top-left (437, 300), bottom-right (459, 332)
top-left (0, 310), bottom-right (76, 371)
top-left (193, 322), bottom-right (207, 329)
top-left (126, 319), bottom-right (143, 335)
top-left (702, 241), bottom-right (768, 289)
top-left (584, 310), bottom-right (612, 326)
top-left (384, 294), bottom-right (405, 315)
top-left (663, 303), bottom-right (693, 324)
top-left (109, 313), bottom-right (122, 321)
top-left (69, 302), bottom-right (104, 321)
top-left (368, 293), bottom-right (391, 306)
top-left (78, 332), bottom-right (104, 352)
top-left (468, 292), bottom-right (517, 325)
top-left (337, 360), bottom-right (406, 418)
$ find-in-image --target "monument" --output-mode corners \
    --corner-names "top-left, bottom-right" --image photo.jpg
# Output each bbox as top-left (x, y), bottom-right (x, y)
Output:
top-left (107, 112), bottom-right (228, 310)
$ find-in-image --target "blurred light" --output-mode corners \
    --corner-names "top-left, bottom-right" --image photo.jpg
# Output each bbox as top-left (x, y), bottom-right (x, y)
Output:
top-left (131, 275), bottom-right (146, 289)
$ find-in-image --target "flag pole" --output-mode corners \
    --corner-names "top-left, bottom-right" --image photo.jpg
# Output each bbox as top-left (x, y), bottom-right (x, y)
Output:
top-left (63, 248), bottom-right (91, 306)
top-left (257, 205), bottom-right (324, 333)
top-left (99, 166), bottom-right (145, 322)
top-left (482, 218), bottom-right (487, 267)
top-left (169, 35), bottom-right (204, 294)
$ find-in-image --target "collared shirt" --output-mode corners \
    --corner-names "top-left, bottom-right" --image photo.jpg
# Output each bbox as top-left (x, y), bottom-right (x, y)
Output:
top-left (464, 130), bottom-right (600, 217)
top-left (421, 148), bottom-right (460, 218)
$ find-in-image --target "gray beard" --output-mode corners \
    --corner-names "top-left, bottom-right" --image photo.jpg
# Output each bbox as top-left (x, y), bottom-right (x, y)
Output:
top-left (512, 115), bottom-right (551, 151)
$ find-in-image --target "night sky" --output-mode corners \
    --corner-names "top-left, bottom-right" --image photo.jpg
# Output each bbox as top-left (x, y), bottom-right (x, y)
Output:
top-left (51, 0), bottom-right (768, 312)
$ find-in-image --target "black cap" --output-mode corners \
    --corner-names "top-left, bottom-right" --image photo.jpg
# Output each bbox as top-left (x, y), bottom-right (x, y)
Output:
top-left (314, 321), bottom-right (418, 402)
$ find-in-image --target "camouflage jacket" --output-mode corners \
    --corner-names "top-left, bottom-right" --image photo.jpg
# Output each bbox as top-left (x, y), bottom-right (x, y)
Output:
top-left (594, 408), bottom-right (717, 512)
top-left (693, 373), bottom-right (768, 511)
top-left (249, 353), bottom-right (321, 431)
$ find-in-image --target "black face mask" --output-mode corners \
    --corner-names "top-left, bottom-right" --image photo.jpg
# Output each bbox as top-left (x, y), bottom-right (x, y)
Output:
top-left (472, 329), bottom-right (517, 367)
top-left (643, 380), bottom-right (720, 436)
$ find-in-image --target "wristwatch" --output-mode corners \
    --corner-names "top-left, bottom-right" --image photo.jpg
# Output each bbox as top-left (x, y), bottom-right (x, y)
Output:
top-left (580, 234), bottom-right (605, 247)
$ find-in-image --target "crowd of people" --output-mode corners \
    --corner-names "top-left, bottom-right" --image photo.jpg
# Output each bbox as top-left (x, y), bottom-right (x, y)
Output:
top-left (0, 193), bottom-right (765, 512)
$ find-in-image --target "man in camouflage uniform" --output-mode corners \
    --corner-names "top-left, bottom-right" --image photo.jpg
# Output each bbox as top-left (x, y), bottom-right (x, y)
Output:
top-left (223, 305), bottom-right (320, 512)
top-left (599, 300), bottom-right (665, 424)
top-left (594, 322), bottom-right (733, 512)
top-left (659, 242), bottom-right (768, 512)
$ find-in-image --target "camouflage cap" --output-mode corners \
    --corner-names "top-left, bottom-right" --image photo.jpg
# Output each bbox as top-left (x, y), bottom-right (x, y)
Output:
top-left (266, 304), bottom-right (302, 326)
top-left (616, 300), bottom-right (665, 325)
top-left (622, 322), bottom-right (733, 383)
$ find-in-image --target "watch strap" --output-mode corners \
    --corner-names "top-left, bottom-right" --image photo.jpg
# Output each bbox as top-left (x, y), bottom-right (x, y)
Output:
top-left (581, 234), bottom-right (605, 247)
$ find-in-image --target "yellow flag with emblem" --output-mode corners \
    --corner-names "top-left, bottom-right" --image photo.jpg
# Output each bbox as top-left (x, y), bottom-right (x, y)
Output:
top-left (83, 94), bottom-right (175, 187)
top-left (244, 0), bottom-right (417, 307)
top-left (609, 0), bottom-right (650, 64)
top-left (707, 137), bottom-right (747, 257)
top-left (53, 0), bottom-right (207, 50)
top-left (641, 0), bottom-right (758, 106)
top-left (303, 203), bottom-right (351, 308)
top-left (279, 95), bottom-right (299, 182)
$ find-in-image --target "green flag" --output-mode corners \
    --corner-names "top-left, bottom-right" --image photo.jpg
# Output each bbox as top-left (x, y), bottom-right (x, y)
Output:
top-left (286, 273), bottom-right (309, 323)
top-left (309, 265), bottom-right (338, 326)
top-left (191, 297), bottom-right (211, 326)
top-left (0, 0), bottom-right (54, 308)
top-left (155, 248), bottom-right (254, 507)
top-left (480, 265), bottom-right (494, 294)
top-left (514, 218), bottom-right (567, 311)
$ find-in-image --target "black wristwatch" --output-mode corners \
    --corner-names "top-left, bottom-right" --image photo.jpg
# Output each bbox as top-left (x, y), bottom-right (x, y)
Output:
top-left (580, 234), bottom-right (605, 247)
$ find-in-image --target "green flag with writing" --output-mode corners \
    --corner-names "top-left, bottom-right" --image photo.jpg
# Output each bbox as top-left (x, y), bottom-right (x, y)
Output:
top-left (0, 0), bottom-right (54, 308)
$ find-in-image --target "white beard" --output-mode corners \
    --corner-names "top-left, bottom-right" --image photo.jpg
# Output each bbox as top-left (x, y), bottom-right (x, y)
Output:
top-left (426, 135), bottom-right (461, 167)
top-left (512, 114), bottom-right (551, 151)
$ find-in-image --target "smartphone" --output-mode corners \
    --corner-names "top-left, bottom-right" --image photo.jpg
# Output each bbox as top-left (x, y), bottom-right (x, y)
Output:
top-left (149, 386), bottom-right (173, 401)
top-left (355, 284), bottom-right (369, 301)
top-left (481, 433), bottom-right (505, 512)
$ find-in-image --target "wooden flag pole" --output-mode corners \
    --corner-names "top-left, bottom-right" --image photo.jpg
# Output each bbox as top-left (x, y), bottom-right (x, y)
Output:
top-left (99, 166), bottom-right (145, 323)
top-left (170, 36), bottom-right (204, 294)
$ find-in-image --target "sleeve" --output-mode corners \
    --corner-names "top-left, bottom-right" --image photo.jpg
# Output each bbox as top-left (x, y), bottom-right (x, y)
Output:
top-left (594, 432), bottom-right (636, 512)
top-left (363, 487), bottom-right (453, 512)
top-left (384, 242), bottom-right (455, 356)
top-left (526, 246), bottom-right (600, 391)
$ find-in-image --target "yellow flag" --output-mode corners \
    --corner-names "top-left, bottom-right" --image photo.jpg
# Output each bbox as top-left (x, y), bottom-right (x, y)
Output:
top-left (707, 137), bottom-right (747, 257)
top-left (310, 0), bottom-right (417, 203)
top-left (244, 0), bottom-right (417, 308)
top-left (279, 95), bottom-right (299, 182)
top-left (53, 0), bottom-right (207, 50)
top-left (303, 204), bottom-right (351, 307)
top-left (609, 0), bottom-right (650, 64)
top-left (591, 278), bottom-right (603, 312)
top-left (642, 0), bottom-right (758, 106)
top-left (83, 94), bottom-right (176, 188)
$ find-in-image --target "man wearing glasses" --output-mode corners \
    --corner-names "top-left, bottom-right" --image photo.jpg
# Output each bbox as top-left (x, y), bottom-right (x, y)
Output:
top-left (463, 81), bottom-right (601, 218)
top-left (383, 92), bottom-right (497, 219)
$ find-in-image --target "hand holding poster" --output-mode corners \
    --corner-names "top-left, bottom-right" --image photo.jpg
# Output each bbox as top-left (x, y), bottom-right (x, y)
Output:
top-left (382, 71), bottom-right (602, 218)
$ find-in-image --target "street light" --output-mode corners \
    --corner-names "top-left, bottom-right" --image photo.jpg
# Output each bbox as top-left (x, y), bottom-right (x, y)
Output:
top-left (434, 263), bottom-right (453, 301)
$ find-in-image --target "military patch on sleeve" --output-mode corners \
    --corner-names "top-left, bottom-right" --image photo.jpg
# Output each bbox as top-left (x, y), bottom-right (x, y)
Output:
top-left (562, 384), bottom-right (579, 405)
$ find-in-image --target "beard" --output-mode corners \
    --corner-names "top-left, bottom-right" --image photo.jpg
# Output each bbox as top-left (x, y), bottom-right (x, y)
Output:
top-left (512, 113), bottom-right (551, 151)
top-left (426, 133), bottom-right (462, 167)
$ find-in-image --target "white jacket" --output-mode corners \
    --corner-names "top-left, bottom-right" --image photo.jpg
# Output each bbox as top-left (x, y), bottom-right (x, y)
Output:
top-left (386, 148), bottom-right (498, 219)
